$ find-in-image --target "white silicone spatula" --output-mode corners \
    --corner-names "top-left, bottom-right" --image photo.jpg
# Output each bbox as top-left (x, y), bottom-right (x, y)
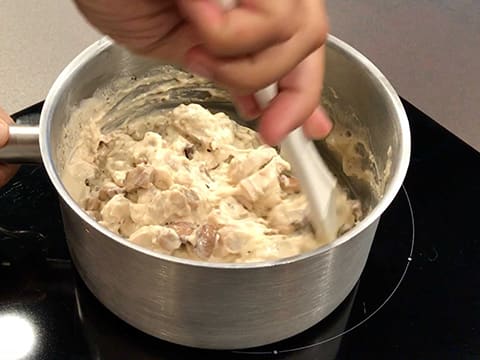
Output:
top-left (216, 0), bottom-right (339, 242)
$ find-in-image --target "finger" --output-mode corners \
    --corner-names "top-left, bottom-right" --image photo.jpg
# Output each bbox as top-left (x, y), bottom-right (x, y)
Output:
top-left (0, 107), bottom-right (19, 187)
top-left (108, 8), bottom-right (185, 57)
top-left (178, 0), bottom-right (296, 57)
top-left (75, 0), bottom-right (198, 65)
top-left (258, 47), bottom-right (330, 145)
top-left (184, 25), bottom-right (326, 93)
top-left (0, 119), bottom-right (9, 148)
top-left (302, 106), bottom-right (333, 139)
top-left (0, 107), bottom-right (14, 124)
top-left (230, 93), bottom-right (260, 119)
top-left (75, 1), bottom-right (179, 49)
top-left (0, 107), bottom-right (14, 148)
top-left (140, 23), bottom-right (200, 65)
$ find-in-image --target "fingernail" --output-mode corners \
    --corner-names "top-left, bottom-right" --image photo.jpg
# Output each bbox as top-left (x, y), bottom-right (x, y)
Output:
top-left (186, 61), bottom-right (212, 79)
top-left (323, 120), bottom-right (333, 136)
top-left (302, 106), bottom-right (334, 140)
top-left (316, 106), bottom-right (333, 133)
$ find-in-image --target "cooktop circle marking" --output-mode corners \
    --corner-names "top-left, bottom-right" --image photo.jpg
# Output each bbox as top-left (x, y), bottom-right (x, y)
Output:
top-left (235, 185), bottom-right (416, 355)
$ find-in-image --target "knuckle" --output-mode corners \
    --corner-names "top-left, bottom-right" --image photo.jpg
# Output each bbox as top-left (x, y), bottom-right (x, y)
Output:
top-left (273, 20), bottom-right (295, 43)
top-left (216, 69), bottom-right (265, 92)
top-left (302, 2), bottom-right (329, 50)
top-left (203, 33), bottom-right (230, 54)
top-left (310, 20), bottom-right (329, 50)
top-left (228, 77), bottom-right (261, 93)
top-left (201, 23), bottom-right (247, 55)
top-left (270, 8), bottom-right (296, 43)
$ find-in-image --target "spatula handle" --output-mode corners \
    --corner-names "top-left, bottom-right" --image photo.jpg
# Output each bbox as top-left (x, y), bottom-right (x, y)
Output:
top-left (216, 0), bottom-right (338, 242)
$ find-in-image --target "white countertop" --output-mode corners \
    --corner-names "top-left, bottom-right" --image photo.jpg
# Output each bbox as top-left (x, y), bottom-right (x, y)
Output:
top-left (0, 1), bottom-right (99, 112)
top-left (1, 0), bottom-right (479, 150)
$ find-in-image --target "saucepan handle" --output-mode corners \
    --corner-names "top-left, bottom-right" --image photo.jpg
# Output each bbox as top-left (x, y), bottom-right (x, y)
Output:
top-left (0, 125), bottom-right (41, 163)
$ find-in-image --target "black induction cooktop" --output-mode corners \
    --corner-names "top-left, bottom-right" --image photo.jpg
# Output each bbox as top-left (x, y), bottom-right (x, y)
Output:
top-left (0, 99), bottom-right (478, 359)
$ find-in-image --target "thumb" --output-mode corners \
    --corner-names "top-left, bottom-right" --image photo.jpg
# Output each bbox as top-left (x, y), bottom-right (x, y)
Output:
top-left (0, 108), bottom-right (13, 148)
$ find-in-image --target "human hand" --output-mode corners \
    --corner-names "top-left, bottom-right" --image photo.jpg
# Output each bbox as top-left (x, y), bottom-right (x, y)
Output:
top-left (74, 0), bottom-right (332, 145)
top-left (0, 108), bottom-right (19, 187)
top-left (73, 0), bottom-right (197, 66)
top-left (178, 0), bottom-right (331, 145)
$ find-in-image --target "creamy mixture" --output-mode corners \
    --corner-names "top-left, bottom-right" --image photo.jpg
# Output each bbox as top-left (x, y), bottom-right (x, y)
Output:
top-left (62, 80), bottom-right (362, 263)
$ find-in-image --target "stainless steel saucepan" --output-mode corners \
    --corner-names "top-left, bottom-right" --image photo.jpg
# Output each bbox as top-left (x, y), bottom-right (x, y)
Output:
top-left (0, 35), bottom-right (410, 349)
